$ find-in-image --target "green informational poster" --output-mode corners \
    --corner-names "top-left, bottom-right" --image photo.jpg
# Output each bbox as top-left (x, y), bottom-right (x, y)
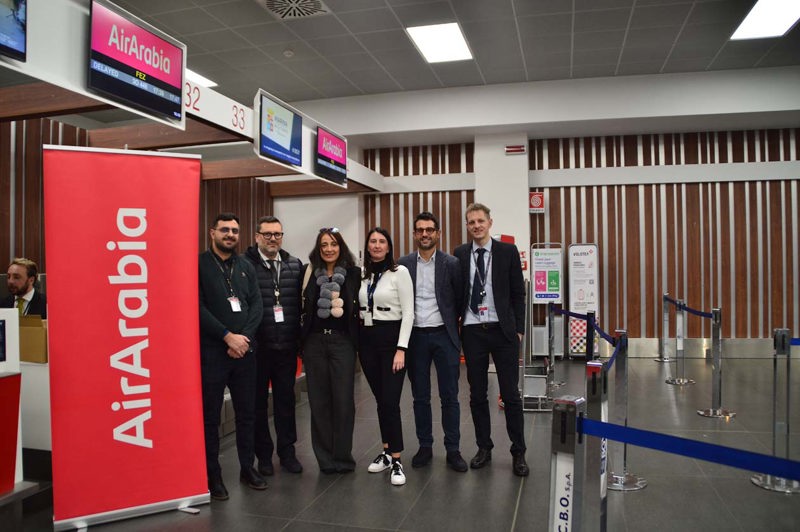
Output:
top-left (532, 247), bottom-right (562, 304)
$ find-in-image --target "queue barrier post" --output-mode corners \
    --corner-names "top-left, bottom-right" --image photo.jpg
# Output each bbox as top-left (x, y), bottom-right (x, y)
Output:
top-left (656, 293), bottom-right (671, 363)
top-left (607, 330), bottom-right (647, 491)
top-left (698, 308), bottom-right (735, 418)
top-left (666, 299), bottom-right (695, 385)
top-left (584, 360), bottom-right (608, 531)
top-left (751, 329), bottom-right (800, 494)
top-left (586, 311), bottom-right (597, 360)
top-left (548, 396), bottom-right (587, 532)
top-left (549, 303), bottom-right (565, 388)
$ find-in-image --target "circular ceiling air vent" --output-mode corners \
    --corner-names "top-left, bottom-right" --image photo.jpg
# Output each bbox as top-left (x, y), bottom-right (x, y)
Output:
top-left (265, 0), bottom-right (329, 19)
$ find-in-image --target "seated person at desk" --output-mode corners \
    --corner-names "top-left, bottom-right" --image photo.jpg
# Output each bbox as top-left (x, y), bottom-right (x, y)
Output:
top-left (2, 258), bottom-right (47, 318)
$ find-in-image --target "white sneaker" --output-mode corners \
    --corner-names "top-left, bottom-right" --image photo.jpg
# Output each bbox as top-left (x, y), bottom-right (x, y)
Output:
top-left (390, 461), bottom-right (406, 486)
top-left (367, 452), bottom-right (391, 473)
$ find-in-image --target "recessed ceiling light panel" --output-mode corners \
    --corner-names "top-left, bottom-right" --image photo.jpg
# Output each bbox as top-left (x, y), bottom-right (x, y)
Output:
top-left (731, 0), bottom-right (800, 40)
top-left (406, 22), bottom-right (473, 63)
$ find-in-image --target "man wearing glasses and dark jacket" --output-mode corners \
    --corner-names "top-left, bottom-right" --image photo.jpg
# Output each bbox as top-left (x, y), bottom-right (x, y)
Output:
top-left (199, 212), bottom-right (265, 500)
top-left (244, 216), bottom-right (304, 477)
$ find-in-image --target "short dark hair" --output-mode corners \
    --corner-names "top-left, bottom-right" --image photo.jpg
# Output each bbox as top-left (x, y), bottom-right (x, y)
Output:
top-left (10, 258), bottom-right (38, 280)
top-left (256, 215), bottom-right (281, 228)
top-left (308, 229), bottom-right (356, 270)
top-left (363, 227), bottom-right (397, 278)
top-left (414, 211), bottom-right (439, 230)
top-left (212, 212), bottom-right (239, 227)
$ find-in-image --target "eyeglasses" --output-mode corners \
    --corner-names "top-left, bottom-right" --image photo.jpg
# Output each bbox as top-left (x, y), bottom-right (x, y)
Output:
top-left (414, 227), bottom-right (438, 235)
top-left (214, 227), bottom-right (239, 235)
top-left (319, 227), bottom-right (340, 233)
top-left (257, 231), bottom-right (284, 240)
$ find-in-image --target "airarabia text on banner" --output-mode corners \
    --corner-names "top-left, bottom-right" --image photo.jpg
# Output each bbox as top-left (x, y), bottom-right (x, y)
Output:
top-left (107, 208), bottom-right (153, 449)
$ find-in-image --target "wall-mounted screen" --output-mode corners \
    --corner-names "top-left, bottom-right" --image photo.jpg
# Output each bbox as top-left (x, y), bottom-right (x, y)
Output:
top-left (314, 126), bottom-right (347, 187)
top-left (256, 91), bottom-right (302, 167)
top-left (0, 0), bottom-right (26, 62)
top-left (88, 0), bottom-right (185, 128)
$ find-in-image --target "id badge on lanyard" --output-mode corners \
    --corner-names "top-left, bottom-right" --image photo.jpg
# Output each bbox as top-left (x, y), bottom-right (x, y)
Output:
top-left (228, 296), bottom-right (242, 312)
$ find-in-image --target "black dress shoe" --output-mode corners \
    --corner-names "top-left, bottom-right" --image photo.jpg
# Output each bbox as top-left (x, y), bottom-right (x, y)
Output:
top-left (281, 455), bottom-right (303, 474)
top-left (446, 451), bottom-right (468, 472)
top-left (208, 478), bottom-right (229, 501)
top-left (240, 467), bottom-right (268, 490)
top-left (470, 448), bottom-right (492, 469)
top-left (258, 462), bottom-right (274, 477)
top-left (512, 453), bottom-right (530, 477)
top-left (411, 447), bottom-right (433, 468)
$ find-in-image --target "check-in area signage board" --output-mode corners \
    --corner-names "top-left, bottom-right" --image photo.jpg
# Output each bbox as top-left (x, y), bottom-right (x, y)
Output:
top-left (532, 247), bottom-right (562, 304)
top-left (185, 80), bottom-right (253, 138)
top-left (568, 244), bottom-right (599, 315)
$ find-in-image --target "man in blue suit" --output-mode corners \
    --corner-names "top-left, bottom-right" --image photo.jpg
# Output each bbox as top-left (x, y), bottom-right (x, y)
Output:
top-left (454, 203), bottom-right (529, 477)
top-left (398, 212), bottom-right (468, 472)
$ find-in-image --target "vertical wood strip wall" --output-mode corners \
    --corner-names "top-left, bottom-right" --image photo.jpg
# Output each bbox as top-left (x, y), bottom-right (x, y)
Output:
top-left (1, 119), bottom-right (89, 271)
top-left (199, 178), bottom-right (273, 255)
top-left (531, 128), bottom-right (799, 339)
top-left (364, 143), bottom-right (475, 176)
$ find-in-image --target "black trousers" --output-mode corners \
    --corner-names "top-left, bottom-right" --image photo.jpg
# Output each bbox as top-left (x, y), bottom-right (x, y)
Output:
top-left (200, 345), bottom-right (257, 480)
top-left (461, 324), bottom-right (526, 455)
top-left (303, 331), bottom-right (356, 472)
top-left (254, 346), bottom-right (299, 464)
top-left (359, 321), bottom-right (406, 454)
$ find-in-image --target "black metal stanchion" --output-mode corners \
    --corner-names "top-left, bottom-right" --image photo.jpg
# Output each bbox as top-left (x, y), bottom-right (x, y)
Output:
top-left (656, 293), bottom-right (671, 363)
top-left (548, 396), bottom-right (587, 532)
top-left (751, 329), bottom-right (800, 494)
top-left (607, 330), bottom-right (647, 491)
top-left (666, 299), bottom-right (694, 385)
top-left (585, 360), bottom-right (608, 531)
top-left (586, 311), bottom-right (597, 360)
top-left (549, 302), bottom-right (564, 388)
top-left (698, 308), bottom-right (735, 418)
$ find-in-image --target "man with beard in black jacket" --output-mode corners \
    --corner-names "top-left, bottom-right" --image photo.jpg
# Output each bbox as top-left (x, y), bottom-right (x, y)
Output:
top-left (244, 216), bottom-right (304, 475)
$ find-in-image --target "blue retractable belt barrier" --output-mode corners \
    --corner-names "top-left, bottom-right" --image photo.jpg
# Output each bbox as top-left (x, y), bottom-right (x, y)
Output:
top-left (553, 307), bottom-right (590, 321)
top-left (606, 340), bottom-right (622, 371)
top-left (791, 337), bottom-right (800, 346)
top-left (580, 418), bottom-right (800, 482)
top-left (593, 323), bottom-right (615, 346)
top-left (662, 295), bottom-right (713, 319)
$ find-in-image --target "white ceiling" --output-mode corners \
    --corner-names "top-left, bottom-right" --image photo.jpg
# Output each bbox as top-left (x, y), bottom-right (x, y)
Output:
top-left (112, 0), bottom-right (799, 107)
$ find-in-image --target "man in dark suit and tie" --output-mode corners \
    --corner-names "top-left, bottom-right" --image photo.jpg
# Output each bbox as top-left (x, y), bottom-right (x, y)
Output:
top-left (399, 212), bottom-right (468, 472)
top-left (3, 258), bottom-right (47, 318)
top-left (454, 203), bottom-right (529, 477)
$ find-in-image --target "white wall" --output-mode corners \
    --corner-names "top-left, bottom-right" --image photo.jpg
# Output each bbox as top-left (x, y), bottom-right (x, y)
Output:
top-left (273, 195), bottom-right (364, 266)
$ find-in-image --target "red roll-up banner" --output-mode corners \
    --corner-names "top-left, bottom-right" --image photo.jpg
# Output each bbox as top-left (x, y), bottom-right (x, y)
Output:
top-left (43, 147), bottom-right (208, 529)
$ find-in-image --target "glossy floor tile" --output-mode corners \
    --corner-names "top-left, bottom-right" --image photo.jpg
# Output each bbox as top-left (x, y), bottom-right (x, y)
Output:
top-left (18, 358), bottom-right (800, 531)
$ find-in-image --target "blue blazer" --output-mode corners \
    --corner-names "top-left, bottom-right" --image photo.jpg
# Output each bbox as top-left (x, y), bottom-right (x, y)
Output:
top-left (398, 250), bottom-right (462, 351)
top-left (454, 239), bottom-right (525, 343)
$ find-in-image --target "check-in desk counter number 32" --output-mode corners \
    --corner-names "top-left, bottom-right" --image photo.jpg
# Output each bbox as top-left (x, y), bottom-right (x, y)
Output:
top-left (18, 316), bottom-right (52, 479)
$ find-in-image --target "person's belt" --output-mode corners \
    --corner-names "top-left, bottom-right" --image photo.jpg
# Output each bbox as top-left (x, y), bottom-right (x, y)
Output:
top-left (464, 322), bottom-right (501, 330)
top-left (413, 325), bottom-right (446, 334)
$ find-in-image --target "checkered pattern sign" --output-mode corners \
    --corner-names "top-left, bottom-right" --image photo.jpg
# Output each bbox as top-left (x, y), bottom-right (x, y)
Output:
top-left (568, 316), bottom-right (599, 356)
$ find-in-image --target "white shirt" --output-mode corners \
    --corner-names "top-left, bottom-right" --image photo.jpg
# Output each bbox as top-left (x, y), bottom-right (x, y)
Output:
top-left (358, 265), bottom-right (415, 348)
top-left (414, 251), bottom-right (443, 328)
top-left (463, 239), bottom-right (498, 325)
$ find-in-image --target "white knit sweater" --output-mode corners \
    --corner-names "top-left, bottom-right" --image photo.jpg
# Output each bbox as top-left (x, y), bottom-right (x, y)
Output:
top-left (358, 265), bottom-right (415, 348)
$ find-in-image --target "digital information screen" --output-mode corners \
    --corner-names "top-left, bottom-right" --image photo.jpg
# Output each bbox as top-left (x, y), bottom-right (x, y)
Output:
top-left (88, 0), bottom-right (185, 126)
top-left (315, 126), bottom-right (347, 187)
top-left (257, 91), bottom-right (302, 167)
top-left (0, 0), bottom-right (26, 62)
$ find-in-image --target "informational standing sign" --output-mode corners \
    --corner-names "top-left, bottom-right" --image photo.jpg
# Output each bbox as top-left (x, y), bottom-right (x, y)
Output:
top-left (531, 245), bottom-right (562, 304)
top-left (568, 244), bottom-right (599, 356)
top-left (43, 146), bottom-right (208, 530)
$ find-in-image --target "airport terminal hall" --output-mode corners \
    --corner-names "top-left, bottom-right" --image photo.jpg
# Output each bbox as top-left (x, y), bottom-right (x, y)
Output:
top-left (2, 0), bottom-right (800, 531)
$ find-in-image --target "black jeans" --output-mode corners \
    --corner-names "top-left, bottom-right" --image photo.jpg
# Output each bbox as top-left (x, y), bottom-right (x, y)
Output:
top-left (200, 345), bottom-right (257, 480)
top-left (303, 331), bottom-right (356, 472)
top-left (254, 346), bottom-right (299, 464)
top-left (360, 320), bottom-right (406, 454)
top-left (407, 327), bottom-right (461, 452)
top-left (461, 324), bottom-right (526, 455)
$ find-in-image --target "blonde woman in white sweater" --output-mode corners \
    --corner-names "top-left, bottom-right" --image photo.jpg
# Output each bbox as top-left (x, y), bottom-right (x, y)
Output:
top-left (359, 227), bottom-right (415, 486)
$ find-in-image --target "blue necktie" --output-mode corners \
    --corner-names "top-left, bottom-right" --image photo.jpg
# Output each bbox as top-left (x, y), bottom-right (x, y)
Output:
top-left (470, 248), bottom-right (486, 314)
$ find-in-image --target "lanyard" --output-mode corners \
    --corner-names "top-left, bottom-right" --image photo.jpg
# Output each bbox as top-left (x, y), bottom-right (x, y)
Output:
top-left (263, 258), bottom-right (281, 303)
top-left (211, 253), bottom-right (236, 297)
top-left (366, 272), bottom-right (383, 312)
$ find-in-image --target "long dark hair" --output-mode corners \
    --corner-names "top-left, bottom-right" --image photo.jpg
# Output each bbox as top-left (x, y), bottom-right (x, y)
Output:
top-left (308, 229), bottom-right (356, 271)
top-left (363, 227), bottom-right (398, 278)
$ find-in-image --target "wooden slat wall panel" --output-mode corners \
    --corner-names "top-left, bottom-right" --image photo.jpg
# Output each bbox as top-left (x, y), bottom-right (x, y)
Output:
top-left (198, 178), bottom-right (274, 255)
top-left (363, 143), bottom-right (474, 176)
top-left (1, 118), bottom-right (88, 271)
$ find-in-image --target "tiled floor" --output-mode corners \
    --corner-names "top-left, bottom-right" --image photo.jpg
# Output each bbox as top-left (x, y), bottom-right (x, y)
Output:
top-left (20, 357), bottom-right (800, 531)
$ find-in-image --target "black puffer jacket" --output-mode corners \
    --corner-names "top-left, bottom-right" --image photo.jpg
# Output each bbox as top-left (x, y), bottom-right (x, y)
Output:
top-left (244, 245), bottom-right (303, 350)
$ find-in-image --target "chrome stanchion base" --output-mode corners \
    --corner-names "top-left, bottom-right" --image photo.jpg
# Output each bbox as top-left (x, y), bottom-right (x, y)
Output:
top-left (607, 472), bottom-right (647, 491)
top-left (665, 377), bottom-right (695, 385)
top-left (654, 357), bottom-right (672, 363)
top-left (751, 474), bottom-right (800, 494)
top-left (697, 408), bottom-right (736, 418)
top-left (550, 380), bottom-right (566, 387)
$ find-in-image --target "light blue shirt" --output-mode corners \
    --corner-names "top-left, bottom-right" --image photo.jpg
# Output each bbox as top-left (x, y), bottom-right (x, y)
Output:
top-left (414, 251), bottom-right (443, 327)
top-left (463, 239), bottom-right (498, 325)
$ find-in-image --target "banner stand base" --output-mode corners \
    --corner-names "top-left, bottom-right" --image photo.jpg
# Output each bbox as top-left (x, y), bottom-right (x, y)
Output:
top-left (54, 493), bottom-right (210, 531)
